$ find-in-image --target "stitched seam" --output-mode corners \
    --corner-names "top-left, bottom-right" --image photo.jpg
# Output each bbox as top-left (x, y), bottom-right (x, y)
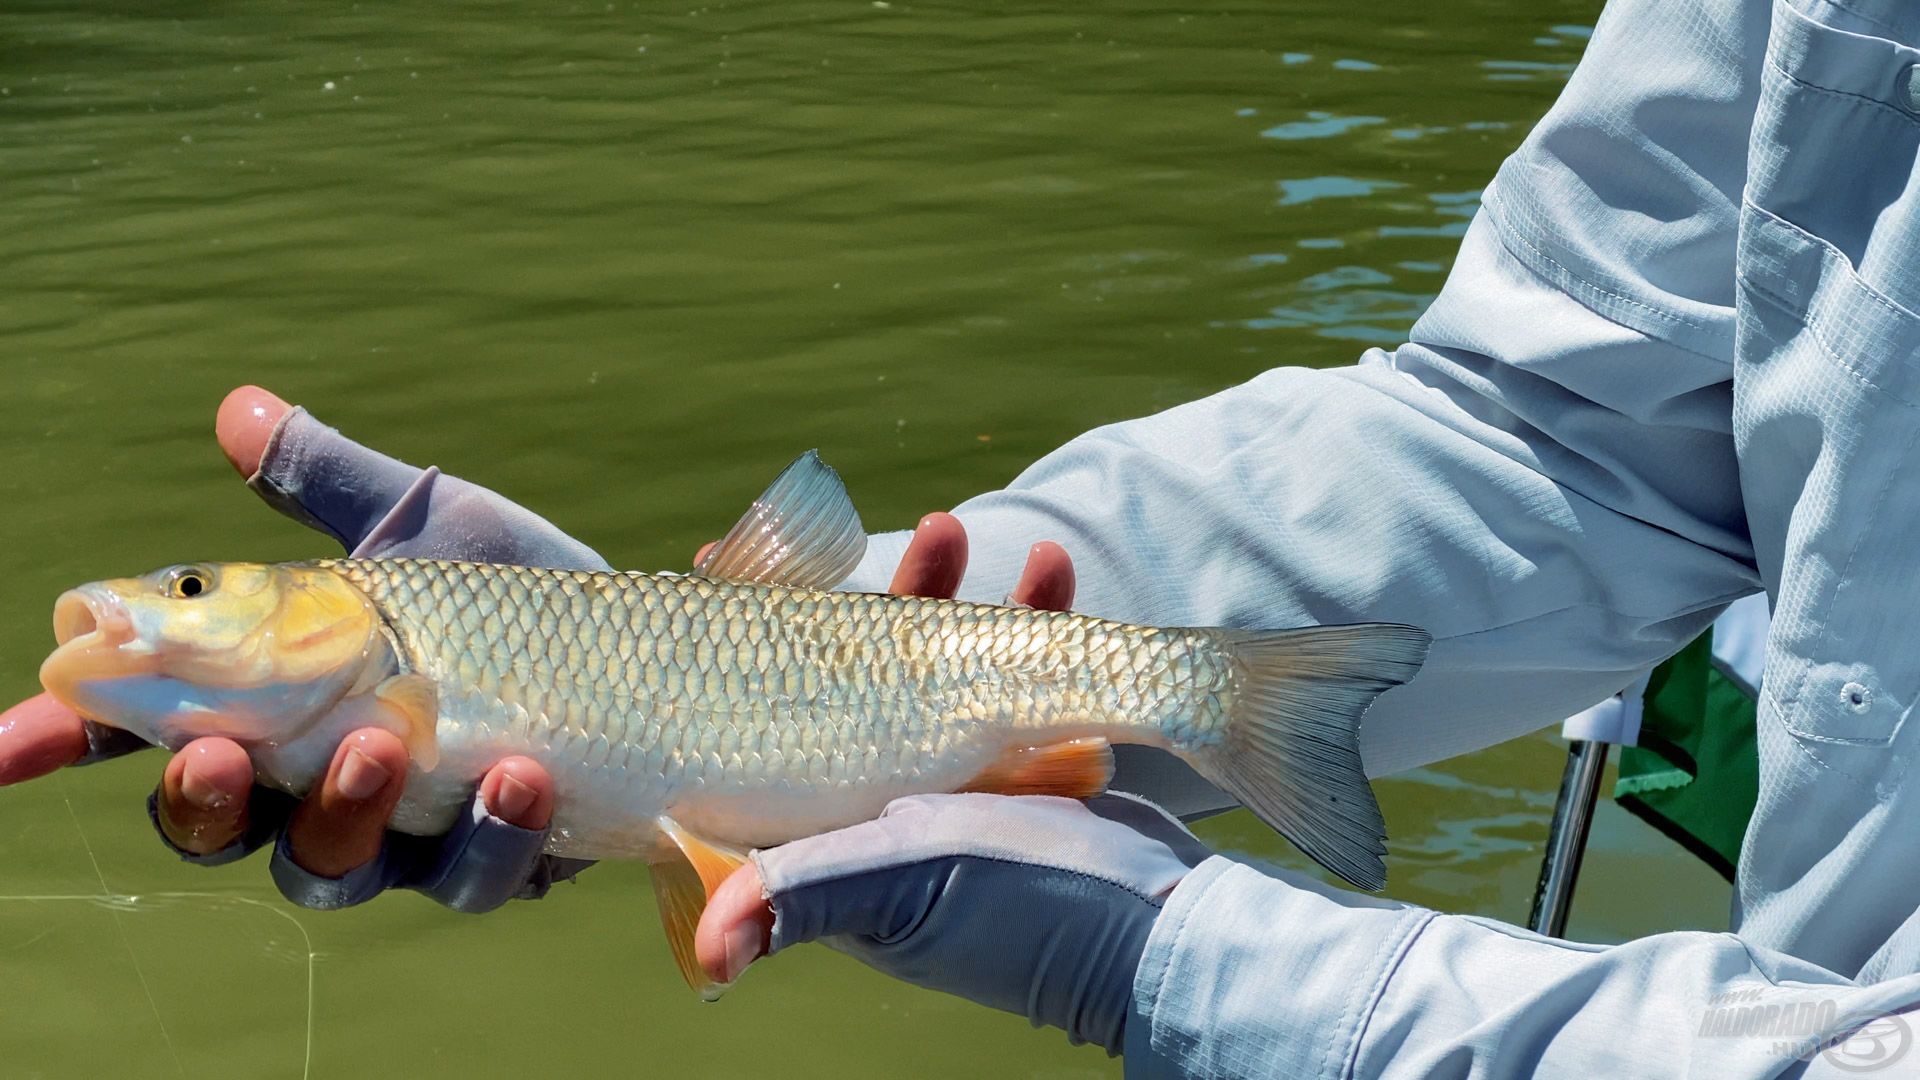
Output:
top-left (1484, 197), bottom-right (1714, 334)
top-left (1744, 204), bottom-right (1920, 330)
top-left (1763, 414), bottom-right (1920, 752)
top-left (1316, 918), bottom-right (1371, 1080)
top-left (1313, 894), bottom-right (1415, 1080)
top-left (1153, 862), bottom-right (1212, 1070)
top-left (1814, 0), bottom-right (1906, 38)
top-left (1765, 51), bottom-right (1920, 129)
top-left (1333, 910), bottom-right (1439, 1080)
top-left (1744, 275), bottom-right (1920, 408)
top-left (1805, 405), bottom-right (1920, 714)
top-left (1740, 202), bottom-right (1920, 738)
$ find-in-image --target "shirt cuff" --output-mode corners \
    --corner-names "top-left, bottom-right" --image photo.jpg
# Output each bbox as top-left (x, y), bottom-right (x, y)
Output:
top-left (1127, 856), bottom-right (1435, 1080)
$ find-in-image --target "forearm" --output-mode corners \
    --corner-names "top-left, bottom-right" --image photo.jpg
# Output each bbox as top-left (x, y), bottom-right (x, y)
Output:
top-left (1128, 858), bottom-right (1920, 1080)
top-left (849, 212), bottom-right (1757, 777)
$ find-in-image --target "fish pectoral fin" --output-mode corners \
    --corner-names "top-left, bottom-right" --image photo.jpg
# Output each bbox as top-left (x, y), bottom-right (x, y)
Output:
top-left (372, 674), bottom-right (440, 772)
top-left (962, 737), bottom-right (1114, 799)
top-left (650, 816), bottom-right (752, 1000)
top-left (694, 450), bottom-right (867, 590)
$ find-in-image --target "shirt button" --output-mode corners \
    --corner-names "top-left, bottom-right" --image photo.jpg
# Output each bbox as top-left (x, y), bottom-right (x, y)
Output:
top-left (1842, 681), bottom-right (1873, 713)
top-left (1905, 65), bottom-right (1920, 113)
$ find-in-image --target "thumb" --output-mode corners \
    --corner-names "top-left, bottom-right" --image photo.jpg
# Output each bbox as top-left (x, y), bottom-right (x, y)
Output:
top-left (690, 805), bottom-right (934, 986)
top-left (696, 864), bottom-right (774, 985)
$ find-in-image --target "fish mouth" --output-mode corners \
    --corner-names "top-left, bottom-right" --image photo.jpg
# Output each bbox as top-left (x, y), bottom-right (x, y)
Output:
top-left (53, 586), bottom-right (134, 649)
top-left (40, 586), bottom-right (142, 711)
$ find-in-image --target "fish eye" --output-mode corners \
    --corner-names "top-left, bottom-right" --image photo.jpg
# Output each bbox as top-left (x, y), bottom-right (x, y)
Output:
top-left (164, 566), bottom-right (213, 599)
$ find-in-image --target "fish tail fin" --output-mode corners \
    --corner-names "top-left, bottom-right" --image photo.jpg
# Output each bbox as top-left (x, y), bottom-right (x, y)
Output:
top-left (1188, 623), bottom-right (1430, 891)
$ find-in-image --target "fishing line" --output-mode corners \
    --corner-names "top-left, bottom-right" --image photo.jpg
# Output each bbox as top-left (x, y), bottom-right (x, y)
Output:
top-left (0, 775), bottom-right (317, 1080)
top-left (56, 773), bottom-right (184, 1079)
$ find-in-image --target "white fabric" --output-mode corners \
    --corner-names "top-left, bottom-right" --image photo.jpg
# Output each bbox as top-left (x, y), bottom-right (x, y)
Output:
top-left (1714, 592), bottom-right (1773, 695)
top-left (1559, 671), bottom-right (1650, 745)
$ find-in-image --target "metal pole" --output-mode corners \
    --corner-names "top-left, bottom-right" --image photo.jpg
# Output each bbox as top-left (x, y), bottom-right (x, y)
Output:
top-left (1527, 738), bottom-right (1612, 937)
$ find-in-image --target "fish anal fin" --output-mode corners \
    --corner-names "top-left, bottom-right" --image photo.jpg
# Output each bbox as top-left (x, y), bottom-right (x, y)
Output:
top-left (695, 450), bottom-right (867, 590)
top-left (962, 738), bottom-right (1113, 799)
top-left (650, 816), bottom-right (751, 999)
top-left (373, 674), bottom-right (440, 772)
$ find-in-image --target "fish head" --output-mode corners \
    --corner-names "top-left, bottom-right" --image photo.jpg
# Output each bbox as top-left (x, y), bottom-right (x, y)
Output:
top-left (40, 562), bottom-right (389, 751)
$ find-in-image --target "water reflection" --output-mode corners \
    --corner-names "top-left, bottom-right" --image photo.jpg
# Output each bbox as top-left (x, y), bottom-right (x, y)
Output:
top-left (1261, 110), bottom-right (1385, 141)
top-left (1275, 175), bottom-right (1406, 206)
top-left (1242, 264), bottom-right (1435, 345)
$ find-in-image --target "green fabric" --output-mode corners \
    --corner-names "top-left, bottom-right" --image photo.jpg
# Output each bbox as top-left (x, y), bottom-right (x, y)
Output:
top-left (1613, 630), bottom-right (1760, 881)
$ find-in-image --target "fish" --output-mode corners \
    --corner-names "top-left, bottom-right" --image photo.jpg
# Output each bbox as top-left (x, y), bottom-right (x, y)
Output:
top-left (38, 451), bottom-right (1430, 995)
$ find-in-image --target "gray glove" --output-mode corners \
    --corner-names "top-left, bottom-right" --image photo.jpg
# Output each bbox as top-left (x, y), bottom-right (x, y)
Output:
top-left (142, 406), bottom-right (607, 911)
top-left (755, 792), bottom-right (1214, 1054)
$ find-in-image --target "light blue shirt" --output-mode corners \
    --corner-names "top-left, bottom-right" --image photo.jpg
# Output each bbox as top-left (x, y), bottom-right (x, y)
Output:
top-left (842, 0), bottom-right (1920, 1073)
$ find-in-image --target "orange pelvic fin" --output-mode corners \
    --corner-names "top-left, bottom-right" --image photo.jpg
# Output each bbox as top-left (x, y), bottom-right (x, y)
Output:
top-left (962, 737), bottom-right (1113, 799)
top-left (649, 816), bottom-right (751, 1000)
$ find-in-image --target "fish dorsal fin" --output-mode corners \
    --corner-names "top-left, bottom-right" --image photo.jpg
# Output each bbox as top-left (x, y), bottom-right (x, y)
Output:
top-left (962, 738), bottom-right (1114, 799)
top-left (649, 815), bottom-right (752, 1000)
top-left (695, 450), bottom-right (867, 590)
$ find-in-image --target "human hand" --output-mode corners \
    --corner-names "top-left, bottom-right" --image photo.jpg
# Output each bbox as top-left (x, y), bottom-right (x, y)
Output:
top-left (699, 791), bottom-right (1211, 1053)
top-left (0, 385), bottom-right (598, 910)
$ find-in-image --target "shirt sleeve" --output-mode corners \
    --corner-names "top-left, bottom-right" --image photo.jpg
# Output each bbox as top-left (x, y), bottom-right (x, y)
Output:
top-left (1126, 857), bottom-right (1920, 1080)
top-left (844, 203), bottom-right (1759, 779)
top-left (841, 0), bottom-right (1763, 780)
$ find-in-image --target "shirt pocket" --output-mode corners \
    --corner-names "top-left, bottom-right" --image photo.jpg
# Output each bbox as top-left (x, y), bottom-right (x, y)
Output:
top-left (1736, 2), bottom-right (1920, 772)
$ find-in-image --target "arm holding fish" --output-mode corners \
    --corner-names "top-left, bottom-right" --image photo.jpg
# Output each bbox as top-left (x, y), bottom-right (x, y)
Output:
top-left (692, 391), bottom-right (1760, 1063)
top-left (717, 20), bottom-right (1782, 1065)
top-left (697, 793), bottom-right (1920, 1077)
top-left (844, 211), bottom-right (1759, 784)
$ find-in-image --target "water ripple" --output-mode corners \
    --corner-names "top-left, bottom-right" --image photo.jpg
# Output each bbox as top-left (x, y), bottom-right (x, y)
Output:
top-left (1275, 175), bottom-right (1406, 206)
top-left (1261, 110), bottom-right (1385, 141)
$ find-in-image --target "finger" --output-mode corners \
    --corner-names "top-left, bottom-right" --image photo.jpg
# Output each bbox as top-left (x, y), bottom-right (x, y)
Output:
top-left (1010, 541), bottom-right (1075, 611)
top-left (694, 541), bottom-right (716, 566)
top-left (215, 384), bottom-right (292, 478)
top-left (284, 729), bottom-right (409, 878)
top-left (696, 863), bottom-right (775, 985)
top-left (887, 513), bottom-right (968, 599)
top-left (235, 393), bottom-right (613, 571)
top-left (154, 738), bottom-right (254, 854)
top-left (0, 693), bottom-right (90, 785)
top-left (478, 757), bottom-right (555, 829)
top-left (405, 759), bottom-right (558, 913)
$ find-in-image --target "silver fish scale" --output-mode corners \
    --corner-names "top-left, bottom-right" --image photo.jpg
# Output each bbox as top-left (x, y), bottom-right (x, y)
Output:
top-left (316, 558), bottom-right (1234, 850)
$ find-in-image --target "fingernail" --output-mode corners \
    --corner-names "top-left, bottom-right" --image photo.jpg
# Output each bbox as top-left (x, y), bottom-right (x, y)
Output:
top-left (180, 768), bottom-right (233, 811)
top-left (723, 920), bottom-right (766, 983)
top-left (491, 772), bottom-right (537, 822)
top-left (336, 747), bottom-right (391, 800)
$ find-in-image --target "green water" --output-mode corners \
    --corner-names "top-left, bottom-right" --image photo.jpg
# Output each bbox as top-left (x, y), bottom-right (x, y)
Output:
top-left (0, 1), bottom-right (1729, 1076)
